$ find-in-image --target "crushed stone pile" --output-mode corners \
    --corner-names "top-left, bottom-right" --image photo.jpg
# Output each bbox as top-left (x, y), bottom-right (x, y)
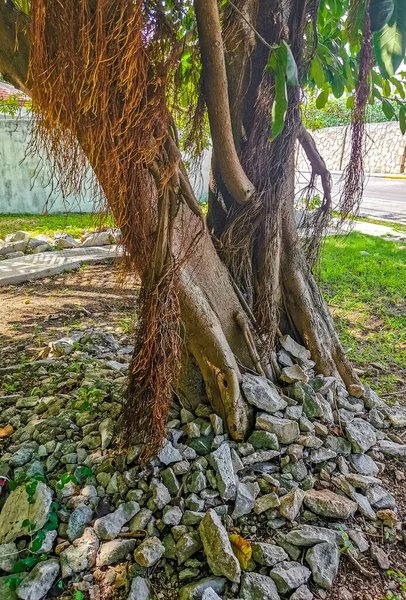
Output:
top-left (0, 328), bottom-right (406, 600)
top-left (0, 229), bottom-right (121, 260)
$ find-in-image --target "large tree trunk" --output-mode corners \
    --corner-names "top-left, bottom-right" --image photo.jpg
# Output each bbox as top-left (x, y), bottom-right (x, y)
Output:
top-left (0, 0), bottom-right (363, 451)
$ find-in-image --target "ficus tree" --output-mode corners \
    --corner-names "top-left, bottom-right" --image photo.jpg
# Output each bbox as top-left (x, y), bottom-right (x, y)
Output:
top-left (1, 0), bottom-right (406, 458)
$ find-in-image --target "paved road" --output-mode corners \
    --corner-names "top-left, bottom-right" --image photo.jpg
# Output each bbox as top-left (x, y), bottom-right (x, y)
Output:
top-left (297, 173), bottom-right (406, 225)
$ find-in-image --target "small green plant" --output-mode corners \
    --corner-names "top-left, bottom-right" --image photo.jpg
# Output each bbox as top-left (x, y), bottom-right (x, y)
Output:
top-left (388, 570), bottom-right (406, 593)
top-left (56, 467), bottom-right (93, 490)
top-left (72, 386), bottom-right (105, 411)
top-left (30, 386), bottom-right (44, 397)
top-left (1, 381), bottom-right (20, 393)
top-left (75, 591), bottom-right (85, 600)
top-left (336, 525), bottom-right (356, 554)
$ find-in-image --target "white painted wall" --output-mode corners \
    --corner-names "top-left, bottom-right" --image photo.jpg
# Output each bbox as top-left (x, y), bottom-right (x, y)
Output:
top-left (0, 115), bottom-right (211, 214)
top-left (0, 115), bottom-right (96, 214)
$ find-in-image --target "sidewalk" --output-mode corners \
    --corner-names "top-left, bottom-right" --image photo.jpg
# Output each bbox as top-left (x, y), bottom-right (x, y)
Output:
top-left (0, 245), bottom-right (121, 286)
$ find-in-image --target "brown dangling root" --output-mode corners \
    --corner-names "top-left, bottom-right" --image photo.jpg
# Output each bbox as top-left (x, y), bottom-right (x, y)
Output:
top-left (339, 0), bottom-right (374, 225)
top-left (29, 0), bottom-right (193, 458)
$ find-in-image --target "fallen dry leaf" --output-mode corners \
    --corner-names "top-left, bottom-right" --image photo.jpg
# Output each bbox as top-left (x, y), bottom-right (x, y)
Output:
top-left (0, 425), bottom-right (14, 438)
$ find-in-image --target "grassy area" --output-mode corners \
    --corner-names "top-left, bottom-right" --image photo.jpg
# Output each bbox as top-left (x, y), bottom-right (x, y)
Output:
top-left (320, 232), bottom-right (406, 396)
top-left (0, 213), bottom-right (114, 239)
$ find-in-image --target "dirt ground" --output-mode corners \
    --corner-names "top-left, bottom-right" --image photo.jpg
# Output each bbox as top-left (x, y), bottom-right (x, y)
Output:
top-left (1, 263), bottom-right (406, 600)
top-left (0, 262), bottom-right (137, 367)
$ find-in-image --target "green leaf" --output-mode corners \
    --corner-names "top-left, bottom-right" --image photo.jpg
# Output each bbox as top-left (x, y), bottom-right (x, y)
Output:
top-left (281, 40), bottom-right (299, 86)
top-left (346, 95), bottom-right (355, 109)
top-left (310, 55), bottom-right (325, 88)
top-left (75, 592), bottom-right (85, 600)
top-left (271, 68), bottom-right (288, 140)
top-left (374, 0), bottom-right (406, 78)
top-left (331, 75), bottom-right (345, 98)
top-left (382, 98), bottom-right (395, 118)
top-left (382, 78), bottom-right (391, 97)
top-left (370, 0), bottom-right (395, 32)
top-left (391, 76), bottom-right (406, 98)
top-left (399, 105), bottom-right (406, 133)
top-left (316, 89), bottom-right (329, 109)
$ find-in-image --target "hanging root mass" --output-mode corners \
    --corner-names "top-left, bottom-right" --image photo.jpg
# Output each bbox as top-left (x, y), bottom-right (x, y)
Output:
top-left (29, 0), bottom-right (189, 459)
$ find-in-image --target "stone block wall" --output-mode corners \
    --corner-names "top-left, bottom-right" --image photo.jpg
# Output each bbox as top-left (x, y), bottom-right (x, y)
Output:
top-left (296, 121), bottom-right (406, 174)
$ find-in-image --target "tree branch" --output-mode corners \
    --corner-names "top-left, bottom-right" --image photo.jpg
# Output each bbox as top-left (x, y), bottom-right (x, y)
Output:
top-left (194, 0), bottom-right (256, 205)
top-left (297, 123), bottom-right (332, 212)
top-left (0, 0), bottom-right (30, 94)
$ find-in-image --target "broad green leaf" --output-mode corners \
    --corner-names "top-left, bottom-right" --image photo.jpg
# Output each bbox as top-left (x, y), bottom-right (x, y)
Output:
top-left (331, 75), bottom-right (345, 98)
top-left (370, 0), bottom-right (395, 32)
top-left (382, 98), bottom-right (395, 118)
top-left (382, 78), bottom-right (391, 97)
top-left (374, 0), bottom-right (406, 78)
top-left (399, 105), bottom-right (406, 133)
top-left (391, 76), bottom-right (406, 97)
top-left (281, 40), bottom-right (299, 86)
top-left (346, 95), bottom-right (355, 109)
top-left (316, 89), bottom-right (329, 108)
top-left (271, 68), bottom-right (288, 140)
top-left (310, 55), bottom-right (325, 88)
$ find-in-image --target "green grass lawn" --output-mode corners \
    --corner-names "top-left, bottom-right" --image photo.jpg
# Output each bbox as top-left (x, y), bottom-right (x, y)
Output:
top-left (320, 232), bottom-right (406, 396)
top-left (0, 213), bottom-right (113, 240)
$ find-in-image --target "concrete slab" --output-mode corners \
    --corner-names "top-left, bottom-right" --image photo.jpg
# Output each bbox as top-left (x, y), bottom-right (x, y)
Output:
top-left (0, 245), bottom-right (121, 286)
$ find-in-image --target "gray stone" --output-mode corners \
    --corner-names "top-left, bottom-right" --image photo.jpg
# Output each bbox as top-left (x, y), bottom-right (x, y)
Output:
top-left (176, 532), bottom-right (203, 565)
top-left (324, 436), bottom-right (352, 456)
top-left (99, 418), bottom-right (114, 450)
top-left (94, 501), bottom-right (140, 540)
top-left (54, 232), bottom-right (79, 249)
top-left (242, 450), bottom-right (280, 466)
top-left (0, 239), bottom-right (28, 255)
top-left (350, 454), bottom-right (379, 477)
top-left (16, 559), bottom-right (59, 600)
top-left (81, 230), bottom-right (116, 247)
top-left (159, 440), bottom-right (183, 465)
top-left (279, 488), bottom-right (305, 522)
top-left (0, 482), bottom-right (52, 544)
top-left (232, 481), bottom-right (259, 519)
top-left (309, 448), bottom-right (337, 463)
top-left (256, 414), bottom-right (299, 444)
top-left (9, 447), bottom-right (33, 468)
top-left (97, 539), bottom-right (137, 567)
top-left (304, 489), bottom-right (358, 519)
top-left (370, 543), bottom-right (390, 569)
top-left (280, 335), bottom-right (311, 361)
top-left (306, 542), bottom-right (339, 589)
top-left (161, 467), bottom-right (181, 495)
top-left (270, 561), bottom-right (311, 594)
top-left (67, 505), bottom-right (93, 541)
top-left (376, 440), bottom-right (406, 458)
top-left (60, 528), bottom-right (99, 577)
top-left (289, 585), bottom-right (313, 600)
top-left (163, 506), bottom-right (183, 526)
top-left (280, 365), bottom-right (308, 384)
top-left (202, 589), bottom-right (222, 600)
top-left (345, 419), bottom-right (377, 453)
top-left (242, 374), bottom-right (287, 414)
top-left (0, 542), bottom-right (18, 572)
top-left (239, 572), bottom-right (281, 600)
top-left (179, 577), bottom-right (226, 600)
top-left (199, 509), bottom-right (240, 583)
top-left (285, 526), bottom-right (339, 549)
top-left (248, 431), bottom-right (279, 451)
top-left (133, 536), bottom-right (165, 567)
top-left (254, 493), bottom-right (280, 514)
top-left (209, 443), bottom-right (237, 501)
top-left (303, 392), bottom-right (334, 424)
top-left (127, 576), bottom-right (153, 600)
top-left (365, 484), bottom-right (396, 509)
top-left (251, 542), bottom-right (288, 566)
top-left (348, 530), bottom-right (369, 553)
top-left (129, 508), bottom-right (152, 533)
top-left (151, 482), bottom-right (171, 509)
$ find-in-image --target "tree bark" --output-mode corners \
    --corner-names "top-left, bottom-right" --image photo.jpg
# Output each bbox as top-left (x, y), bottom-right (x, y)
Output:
top-left (0, 0), bottom-right (363, 449)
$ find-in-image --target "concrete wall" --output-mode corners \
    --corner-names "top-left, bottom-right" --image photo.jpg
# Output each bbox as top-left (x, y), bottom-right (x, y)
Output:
top-left (0, 115), bottom-right (95, 214)
top-left (296, 121), bottom-right (406, 174)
